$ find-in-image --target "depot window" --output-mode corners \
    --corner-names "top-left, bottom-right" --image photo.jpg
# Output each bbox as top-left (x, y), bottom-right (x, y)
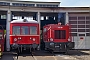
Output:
top-left (0, 2), bottom-right (10, 6)
top-left (21, 26), bottom-right (29, 35)
top-left (1, 15), bottom-right (6, 19)
top-left (12, 3), bottom-right (34, 7)
top-left (13, 26), bottom-right (20, 35)
top-left (30, 26), bottom-right (37, 35)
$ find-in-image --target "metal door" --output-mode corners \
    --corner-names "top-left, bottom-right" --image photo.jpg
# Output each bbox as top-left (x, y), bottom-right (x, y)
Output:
top-left (77, 33), bottom-right (86, 49)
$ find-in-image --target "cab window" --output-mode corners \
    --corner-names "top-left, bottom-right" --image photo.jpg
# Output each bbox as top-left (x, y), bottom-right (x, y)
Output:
top-left (13, 26), bottom-right (20, 35)
top-left (21, 26), bottom-right (29, 35)
top-left (30, 26), bottom-right (37, 35)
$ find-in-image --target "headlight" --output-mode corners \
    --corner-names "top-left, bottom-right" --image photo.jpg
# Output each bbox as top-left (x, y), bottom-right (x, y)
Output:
top-left (30, 37), bottom-right (32, 40)
top-left (33, 38), bottom-right (35, 41)
top-left (68, 38), bottom-right (70, 41)
top-left (19, 37), bottom-right (21, 39)
top-left (50, 38), bottom-right (53, 41)
top-left (14, 38), bottom-right (17, 42)
top-left (18, 37), bottom-right (21, 40)
top-left (50, 43), bottom-right (54, 48)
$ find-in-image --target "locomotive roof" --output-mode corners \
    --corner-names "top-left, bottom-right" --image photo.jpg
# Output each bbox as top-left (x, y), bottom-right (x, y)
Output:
top-left (45, 24), bottom-right (69, 27)
top-left (11, 19), bottom-right (39, 23)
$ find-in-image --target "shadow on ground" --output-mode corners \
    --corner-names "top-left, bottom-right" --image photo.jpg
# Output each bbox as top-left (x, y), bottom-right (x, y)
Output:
top-left (0, 53), bottom-right (14, 60)
top-left (13, 50), bottom-right (90, 57)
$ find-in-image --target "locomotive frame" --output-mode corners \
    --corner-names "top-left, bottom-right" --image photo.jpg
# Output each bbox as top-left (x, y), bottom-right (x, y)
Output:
top-left (43, 23), bottom-right (74, 52)
top-left (10, 19), bottom-right (40, 53)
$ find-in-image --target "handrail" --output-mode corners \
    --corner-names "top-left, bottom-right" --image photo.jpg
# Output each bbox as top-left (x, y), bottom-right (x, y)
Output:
top-left (0, 25), bottom-right (4, 30)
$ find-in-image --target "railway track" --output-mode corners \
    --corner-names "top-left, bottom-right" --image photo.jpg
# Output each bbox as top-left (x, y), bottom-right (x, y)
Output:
top-left (12, 50), bottom-right (90, 60)
top-left (67, 50), bottom-right (89, 60)
top-left (31, 52), bottom-right (37, 60)
top-left (48, 50), bottom-right (85, 60)
top-left (13, 51), bottom-right (38, 60)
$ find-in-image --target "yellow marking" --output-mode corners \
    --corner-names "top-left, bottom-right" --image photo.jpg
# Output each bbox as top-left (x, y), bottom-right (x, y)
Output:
top-left (33, 56), bottom-right (37, 60)
top-left (52, 56), bottom-right (57, 60)
top-left (0, 45), bottom-right (1, 47)
top-left (0, 48), bottom-right (1, 51)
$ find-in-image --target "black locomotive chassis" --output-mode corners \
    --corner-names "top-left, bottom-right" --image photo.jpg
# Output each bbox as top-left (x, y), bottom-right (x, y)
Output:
top-left (45, 42), bottom-right (75, 52)
top-left (10, 43), bottom-right (39, 50)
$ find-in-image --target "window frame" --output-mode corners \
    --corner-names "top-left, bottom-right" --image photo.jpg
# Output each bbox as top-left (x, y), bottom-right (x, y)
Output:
top-left (21, 26), bottom-right (29, 35)
top-left (12, 26), bottom-right (20, 35)
top-left (30, 26), bottom-right (37, 35)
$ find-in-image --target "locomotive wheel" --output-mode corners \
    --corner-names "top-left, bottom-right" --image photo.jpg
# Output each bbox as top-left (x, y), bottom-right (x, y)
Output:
top-left (17, 48), bottom-right (21, 54)
top-left (30, 48), bottom-right (31, 52)
top-left (37, 45), bottom-right (40, 50)
top-left (64, 50), bottom-right (68, 54)
top-left (45, 48), bottom-right (49, 51)
top-left (20, 45), bottom-right (23, 53)
top-left (41, 41), bottom-right (45, 50)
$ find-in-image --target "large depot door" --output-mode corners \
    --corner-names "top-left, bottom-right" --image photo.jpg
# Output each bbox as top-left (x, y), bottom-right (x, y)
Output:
top-left (69, 13), bottom-right (90, 49)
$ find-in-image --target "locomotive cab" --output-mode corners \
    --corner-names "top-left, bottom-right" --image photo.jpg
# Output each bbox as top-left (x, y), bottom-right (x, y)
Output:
top-left (43, 23), bottom-right (74, 52)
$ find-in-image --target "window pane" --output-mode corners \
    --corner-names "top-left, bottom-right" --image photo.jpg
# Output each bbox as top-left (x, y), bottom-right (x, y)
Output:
top-left (30, 26), bottom-right (37, 35)
top-left (86, 33), bottom-right (90, 36)
top-left (43, 28), bottom-right (47, 32)
top-left (71, 25), bottom-right (77, 28)
top-left (86, 29), bottom-right (90, 32)
top-left (69, 17), bottom-right (77, 20)
top-left (78, 21), bottom-right (85, 24)
top-left (12, 3), bottom-right (34, 7)
top-left (71, 33), bottom-right (77, 36)
top-left (37, 4), bottom-right (58, 7)
top-left (1, 15), bottom-right (6, 19)
top-left (86, 16), bottom-right (90, 20)
top-left (79, 34), bottom-right (85, 36)
top-left (86, 25), bottom-right (90, 28)
top-left (13, 26), bottom-right (20, 35)
top-left (0, 2), bottom-right (10, 6)
top-left (78, 25), bottom-right (85, 28)
top-left (21, 26), bottom-right (29, 35)
top-left (71, 29), bottom-right (77, 32)
top-left (78, 17), bottom-right (85, 20)
top-left (69, 21), bottom-right (77, 24)
top-left (78, 29), bottom-right (85, 32)
top-left (86, 21), bottom-right (90, 24)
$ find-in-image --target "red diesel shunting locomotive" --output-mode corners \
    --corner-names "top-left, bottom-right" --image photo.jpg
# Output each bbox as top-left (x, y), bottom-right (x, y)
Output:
top-left (0, 25), bottom-right (4, 57)
top-left (10, 19), bottom-right (40, 53)
top-left (43, 23), bottom-right (74, 52)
